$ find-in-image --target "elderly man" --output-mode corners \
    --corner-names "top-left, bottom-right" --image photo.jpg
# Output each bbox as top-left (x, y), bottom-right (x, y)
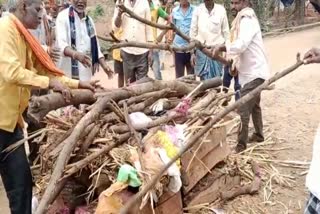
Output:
top-left (113, 0), bottom-right (153, 85)
top-left (56, 0), bottom-right (113, 81)
top-left (212, 0), bottom-right (270, 153)
top-left (0, 0), bottom-right (96, 213)
top-left (190, 0), bottom-right (229, 80)
top-left (172, 0), bottom-right (194, 78)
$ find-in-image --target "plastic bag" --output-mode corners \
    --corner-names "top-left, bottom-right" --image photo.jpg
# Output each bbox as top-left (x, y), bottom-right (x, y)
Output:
top-left (129, 112), bottom-right (152, 129)
top-left (117, 164), bottom-right (142, 187)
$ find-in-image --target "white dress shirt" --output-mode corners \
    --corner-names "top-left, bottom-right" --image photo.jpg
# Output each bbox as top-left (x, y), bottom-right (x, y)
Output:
top-left (190, 3), bottom-right (229, 46)
top-left (112, 0), bottom-right (153, 55)
top-left (306, 124), bottom-right (320, 200)
top-left (55, 7), bottom-right (103, 81)
top-left (226, 17), bottom-right (269, 86)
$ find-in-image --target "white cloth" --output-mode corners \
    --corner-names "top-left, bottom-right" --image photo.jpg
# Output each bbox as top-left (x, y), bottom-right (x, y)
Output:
top-left (112, 0), bottom-right (153, 55)
top-left (226, 16), bottom-right (269, 86)
top-left (306, 124), bottom-right (320, 200)
top-left (55, 7), bottom-right (103, 81)
top-left (190, 3), bottom-right (229, 46)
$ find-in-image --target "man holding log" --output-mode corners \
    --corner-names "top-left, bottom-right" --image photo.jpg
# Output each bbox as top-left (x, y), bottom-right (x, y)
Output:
top-left (0, 0), bottom-right (96, 213)
top-left (189, 0), bottom-right (229, 80)
top-left (212, 0), bottom-right (270, 153)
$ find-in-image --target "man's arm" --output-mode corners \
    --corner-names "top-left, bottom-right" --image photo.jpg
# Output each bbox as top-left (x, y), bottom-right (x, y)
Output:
top-left (145, 5), bottom-right (154, 42)
top-left (0, 29), bottom-right (51, 89)
top-left (55, 12), bottom-right (91, 68)
top-left (158, 7), bottom-right (169, 21)
top-left (221, 8), bottom-right (230, 42)
top-left (189, 7), bottom-right (199, 40)
top-left (226, 17), bottom-right (258, 55)
top-left (113, 0), bottom-right (123, 29)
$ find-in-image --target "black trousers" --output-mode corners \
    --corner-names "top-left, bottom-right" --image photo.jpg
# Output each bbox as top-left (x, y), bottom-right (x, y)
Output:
top-left (0, 127), bottom-right (32, 214)
top-left (174, 52), bottom-right (194, 78)
top-left (238, 78), bottom-right (265, 146)
top-left (114, 59), bottom-right (124, 88)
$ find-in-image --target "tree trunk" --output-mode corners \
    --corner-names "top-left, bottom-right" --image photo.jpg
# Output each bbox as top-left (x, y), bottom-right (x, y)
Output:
top-left (28, 89), bottom-right (96, 124)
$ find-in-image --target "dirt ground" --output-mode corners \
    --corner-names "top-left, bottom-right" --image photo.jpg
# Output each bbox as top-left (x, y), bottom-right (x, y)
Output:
top-left (0, 27), bottom-right (319, 213)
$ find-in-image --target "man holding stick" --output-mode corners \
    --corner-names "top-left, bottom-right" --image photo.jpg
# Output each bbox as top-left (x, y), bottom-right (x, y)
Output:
top-left (212, 0), bottom-right (270, 153)
top-left (0, 0), bottom-right (96, 213)
top-left (113, 0), bottom-right (153, 85)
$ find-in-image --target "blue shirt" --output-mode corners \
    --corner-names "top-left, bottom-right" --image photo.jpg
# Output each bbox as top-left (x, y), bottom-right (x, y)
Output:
top-left (172, 4), bottom-right (194, 48)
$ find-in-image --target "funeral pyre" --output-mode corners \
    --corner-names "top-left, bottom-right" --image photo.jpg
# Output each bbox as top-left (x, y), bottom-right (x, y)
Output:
top-left (16, 76), bottom-right (255, 213)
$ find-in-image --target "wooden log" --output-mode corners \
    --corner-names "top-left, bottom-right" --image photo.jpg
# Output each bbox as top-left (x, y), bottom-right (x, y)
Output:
top-left (28, 89), bottom-right (96, 124)
top-left (36, 98), bottom-right (111, 214)
top-left (220, 161), bottom-right (261, 201)
top-left (79, 124), bottom-right (101, 154)
top-left (118, 88), bottom-right (172, 106)
top-left (48, 123), bottom-right (95, 159)
top-left (62, 140), bottom-right (122, 179)
top-left (120, 54), bottom-right (304, 213)
top-left (189, 90), bottom-right (217, 112)
top-left (95, 77), bottom-right (222, 99)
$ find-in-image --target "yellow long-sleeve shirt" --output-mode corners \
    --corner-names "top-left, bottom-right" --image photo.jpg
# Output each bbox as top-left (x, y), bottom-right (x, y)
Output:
top-left (0, 16), bottom-right (79, 132)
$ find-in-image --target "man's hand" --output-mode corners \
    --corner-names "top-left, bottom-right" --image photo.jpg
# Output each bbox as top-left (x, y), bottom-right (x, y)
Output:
top-left (49, 79), bottom-right (72, 102)
top-left (75, 52), bottom-right (92, 68)
top-left (191, 52), bottom-right (196, 67)
top-left (49, 47), bottom-right (60, 63)
top-left (303, 48), bottom-right (320, 64)
top-left (79, 80), bottom-right (100, 91)
top-left (99, 59), bottom-right (114, 79)
top-left (103, 66), bottom-right (114, 79)
top-left (211, 46), bottom-right (221, 59)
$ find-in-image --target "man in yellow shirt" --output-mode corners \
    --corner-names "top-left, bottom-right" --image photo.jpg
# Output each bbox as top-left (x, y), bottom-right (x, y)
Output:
top-left (0, 0), bottom-right (95, 213)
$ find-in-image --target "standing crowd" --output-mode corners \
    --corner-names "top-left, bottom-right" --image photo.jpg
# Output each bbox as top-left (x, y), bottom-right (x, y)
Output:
top-left (0, 0), bottom-right (319, 213)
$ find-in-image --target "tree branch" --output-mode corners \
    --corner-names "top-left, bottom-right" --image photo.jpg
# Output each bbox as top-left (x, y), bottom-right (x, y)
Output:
top-left (115, 3), bottom-right (230, 65)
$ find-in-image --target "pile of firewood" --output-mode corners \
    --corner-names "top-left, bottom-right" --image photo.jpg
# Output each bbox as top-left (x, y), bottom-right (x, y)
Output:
top-left (22, 76), bottom-right (243, 213)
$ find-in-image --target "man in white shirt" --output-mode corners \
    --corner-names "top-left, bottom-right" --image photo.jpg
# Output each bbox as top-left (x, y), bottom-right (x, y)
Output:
top-left (190, 0), bottom-right (229, 80)
top-left (303, 48), bottom-right (320, 214)
top-left (55, 0), bottom-right (113, 81)
top-left (113, 0), bottom-right (153, 85)
top-left (212, 0), bottom-right (270, 153)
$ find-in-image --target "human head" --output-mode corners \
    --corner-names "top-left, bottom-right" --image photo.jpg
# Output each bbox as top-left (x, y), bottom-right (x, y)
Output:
top-left (179, 0), bottom-right (189, 7)
top-left (203, 0), bottom-right (214, 10)
top-left (43, 0), bottom-right (51, 14)
top-left (12, 0), bottom-right (43, 29)
top-left (71, 0), bottom-right (87, 14)
top-left (231, 0), bottom-right (250, 17)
